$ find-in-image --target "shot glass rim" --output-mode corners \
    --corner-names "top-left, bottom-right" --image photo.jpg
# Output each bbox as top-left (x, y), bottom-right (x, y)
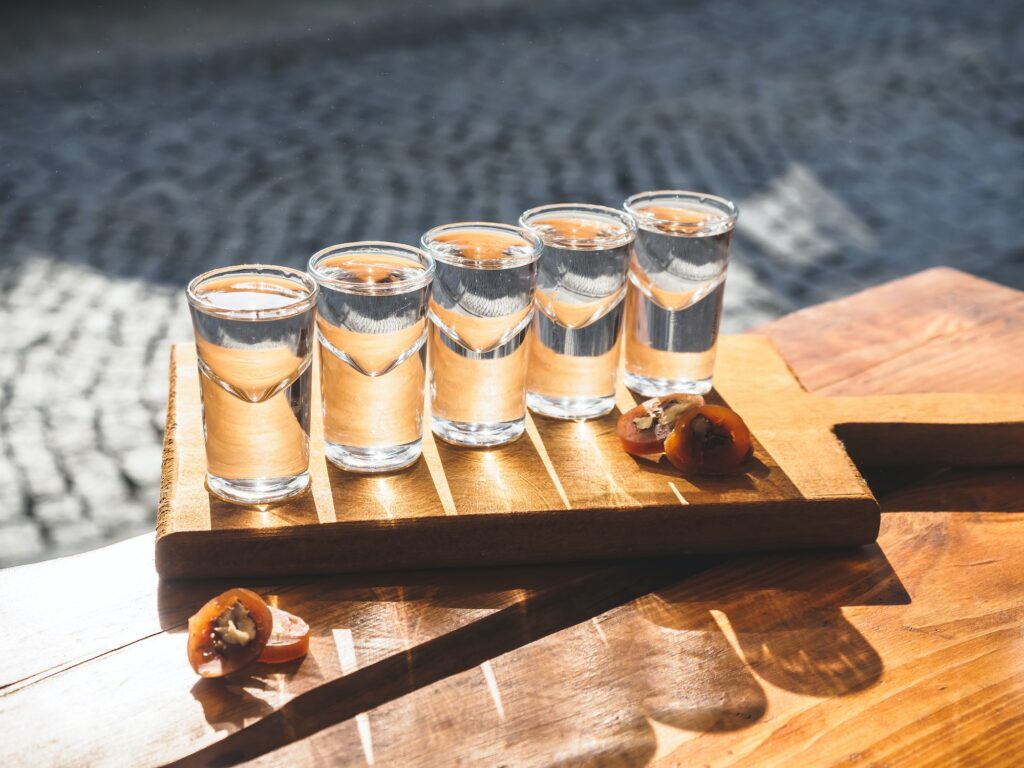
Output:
top-left (518, 202), bottom-right (637, 251)
top-left (420, 221), bottom-right (543, 269)
top-left (623, 190), bottom-right (739, 235)
top-left (308, 241), bottom-right (436, 295)
top-left (186, 263), bottom-right (318, 321)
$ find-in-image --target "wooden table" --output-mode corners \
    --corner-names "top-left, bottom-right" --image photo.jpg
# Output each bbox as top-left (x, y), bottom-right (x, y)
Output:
top-left (2, 267), bottom-right (1022, 767)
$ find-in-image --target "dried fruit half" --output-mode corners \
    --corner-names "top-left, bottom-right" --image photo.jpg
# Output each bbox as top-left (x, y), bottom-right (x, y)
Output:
top-left (617, 394), bottom-right (704, 455)
top-left (187, 588), bottom-right (273, 678)
top-left (664, 404), bottom-right (753, 475)
top-left (258, 606), bottom-right (311, 664)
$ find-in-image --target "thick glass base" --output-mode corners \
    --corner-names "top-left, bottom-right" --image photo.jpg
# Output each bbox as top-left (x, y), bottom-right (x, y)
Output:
top-left (432, 417), bottom-right (525, 447)
top-left (623, 371), bottom-right (713, 397)
top-left (325, 439), bottom-right (422, 473)
top-left (207, 471), bottom-right (310, 505)
top-left (527, 392), bottom-right (615, 421)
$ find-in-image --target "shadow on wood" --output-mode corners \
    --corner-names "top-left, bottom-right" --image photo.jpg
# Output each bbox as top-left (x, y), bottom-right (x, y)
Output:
top-left (162, 542), bottom-right (908, 766)
top-left (836, 420), bottom-right (1024, 469)
top-left (877, 467), bottom-right (1024, 513)
top-left (161, 562), bottom-right (694, 766)
top-left (649, 543), bottom-right (905, 697)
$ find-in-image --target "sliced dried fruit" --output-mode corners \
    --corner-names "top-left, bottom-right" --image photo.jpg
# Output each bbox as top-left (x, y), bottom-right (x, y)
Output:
top-left (664, 404), bottom-right (752, 475)
top-left (187, 588), bottom-right (273, 678)
top-left (258, 606), bottom-right (311, 664)
top-left (617, 393), bottom-right (704, 455)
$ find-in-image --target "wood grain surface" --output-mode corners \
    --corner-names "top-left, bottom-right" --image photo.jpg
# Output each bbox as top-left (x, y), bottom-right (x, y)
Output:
top-left (2, 267), bottom-right (1022, 767)
top-left (156, 318), bottom-right (1022, 578)
top-left (158, 324), bottom-right (1018, 579)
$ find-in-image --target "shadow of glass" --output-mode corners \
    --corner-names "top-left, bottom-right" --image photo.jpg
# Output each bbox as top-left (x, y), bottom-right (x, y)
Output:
top-left (262, 611), bottom-right (663, 766)
top-left (547, 738), bottom-right (655, 767)
top-left (625, 595), bottom-right (768, 732)
top-left (169, 562), bottom-right (687, 766)
top-left (650, 544), bottom-right (906, 698)
top-left (165, 541), bottom-right (906, 767)
top-left (344, 559), bottom-right (763, 760)
top-left (733, 607), bottom-right (881, 696)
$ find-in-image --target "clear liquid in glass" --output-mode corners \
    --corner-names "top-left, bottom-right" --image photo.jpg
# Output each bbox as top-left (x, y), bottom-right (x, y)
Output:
top-left (189, 272), bottom-right (315, 503)
top-left (624, 203), bottom-right (734, 396)
top-left (314, 250), bottom-right (430, 472)
top-left (426, 227), bottom-right (539, 446)
top-left (524, 211), bottom-right (632, 420)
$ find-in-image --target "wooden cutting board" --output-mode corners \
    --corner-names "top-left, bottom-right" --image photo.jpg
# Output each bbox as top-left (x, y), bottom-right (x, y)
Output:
top-left (155, 334), bottom-right (1024, 578)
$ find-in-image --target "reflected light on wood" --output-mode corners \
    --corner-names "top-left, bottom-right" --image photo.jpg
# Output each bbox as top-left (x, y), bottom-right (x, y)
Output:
top-left (376, 478), bottom-right (396, 519)
top-left (421, 433), bottom-right (457, 516)
top-left (524, 415), bottom-right (572, 510)
top-left (333, 628), bottom-right (375, 766)
top-left (480, 660), bottom-right (506, 721)
top-left (573, 418), bottom-right (641, 508)
top-left (668, 482), bottom-right (689, 506)
top-left (479, 451), bottom-right (513, 512)
top-left (590, 617), bottom-right (610, 648)
top-left (648, 716), bottom-right (697, 762)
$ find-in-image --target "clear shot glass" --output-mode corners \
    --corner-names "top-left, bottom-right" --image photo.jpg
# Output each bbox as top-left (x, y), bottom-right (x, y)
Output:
top-left (186, 265), bottom-right (318, 504)
top-left (309, 242), bottom-right (434, 473)
top-left (421, 222), bottom-right (542, 447)
top-left (519, 203), bottom-right (635, 420)
top-left (622, 190), bottom-right (738, 396)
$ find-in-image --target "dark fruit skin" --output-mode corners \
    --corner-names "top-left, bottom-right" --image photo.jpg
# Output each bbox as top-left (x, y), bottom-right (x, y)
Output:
top-left (664, 405), bottom-right (752, 475)
top-left (187, 588), bottom-right (273, 678)
top-left (617, 394), bottom-right (704, 455)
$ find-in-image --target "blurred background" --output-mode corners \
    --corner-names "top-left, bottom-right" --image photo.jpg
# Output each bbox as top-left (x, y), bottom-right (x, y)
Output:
top-left (0, 0), bottom-right (1021, 565)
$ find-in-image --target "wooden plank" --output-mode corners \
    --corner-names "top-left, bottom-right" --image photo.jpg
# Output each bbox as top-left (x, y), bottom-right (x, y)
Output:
top-left (156, 334), bottom-right (892, 578)
top-left (822, 392), bottom-right (1024, 467)
top-left (758, 267), bottom-right (1024, 395)
top-left (816, 309), bottom-right (1024, 397)
top-left (0, 535), bottom-right (166, 690)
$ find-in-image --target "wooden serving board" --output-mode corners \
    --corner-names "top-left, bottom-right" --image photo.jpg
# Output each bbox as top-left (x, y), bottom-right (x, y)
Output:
top-left (155, 334), bottom-right (1024, 578)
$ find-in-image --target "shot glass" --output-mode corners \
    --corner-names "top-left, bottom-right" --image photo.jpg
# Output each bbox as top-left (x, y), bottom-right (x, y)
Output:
top-left (622, 190), bottom-right (738, 396)
top-left (421, 222), bottom-right (542, 446)
top-left (308, 242), bottom-right (434, 473)
top-left (519, 203), bottom-right (635, 420)
top-left (186, 265), bottom-right (318, 504)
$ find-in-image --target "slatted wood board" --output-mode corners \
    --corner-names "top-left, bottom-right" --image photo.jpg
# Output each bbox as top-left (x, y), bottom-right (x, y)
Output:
top-left (155, 332), bottom-right (1021, 578)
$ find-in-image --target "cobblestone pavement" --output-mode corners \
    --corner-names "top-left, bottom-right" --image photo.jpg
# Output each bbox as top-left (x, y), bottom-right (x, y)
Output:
top-left (0, 0), bottom-right (1021, 565)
